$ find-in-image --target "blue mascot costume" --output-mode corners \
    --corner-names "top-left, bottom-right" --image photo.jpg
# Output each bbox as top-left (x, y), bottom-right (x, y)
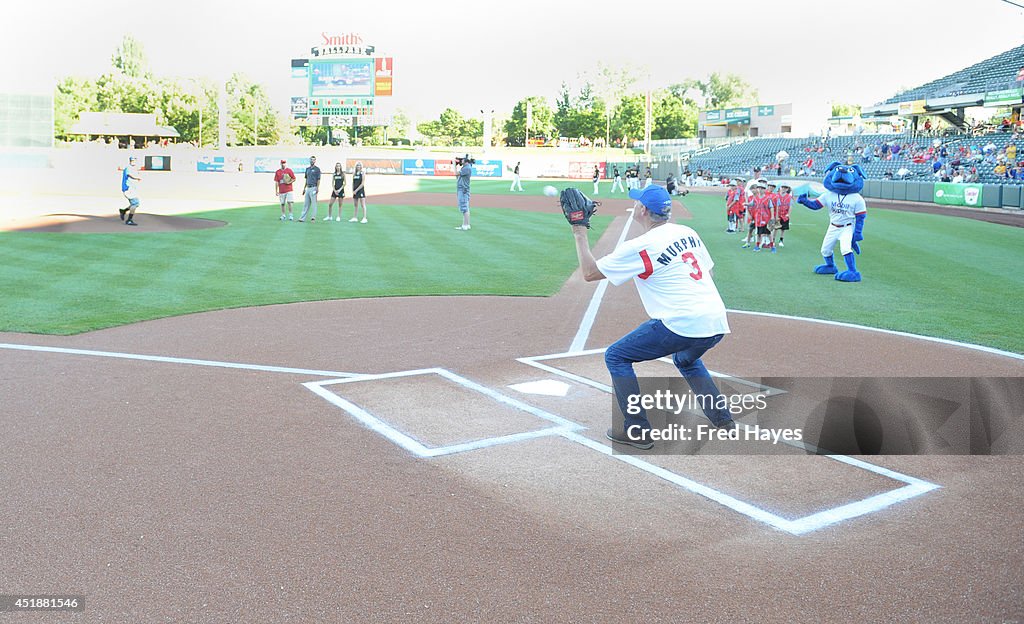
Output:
top-left (797, 162), bottom-right (867, 282)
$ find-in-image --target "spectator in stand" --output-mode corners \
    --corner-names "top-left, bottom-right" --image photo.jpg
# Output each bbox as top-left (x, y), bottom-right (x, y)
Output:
top-left (924, 119), bottom-right (932, 134)
top-left (1002, 118), bottom-right (1012, 132)
top-left (1007, 142), bottom-right (1017, 162)
top-left (952, 168), bottom-right (964, 184)
top-left (967, 166), bottom-right (980, 183)
top-left (884, 171), bottom-right (894, 180)
top-left (995, 162), bottom-right (1008, 178)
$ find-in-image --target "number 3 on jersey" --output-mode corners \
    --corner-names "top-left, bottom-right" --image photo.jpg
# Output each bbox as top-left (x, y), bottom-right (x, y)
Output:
top-left (681, 252), bottom-right (703, 280)
top-left (637, 249), bottom-right (702, 281)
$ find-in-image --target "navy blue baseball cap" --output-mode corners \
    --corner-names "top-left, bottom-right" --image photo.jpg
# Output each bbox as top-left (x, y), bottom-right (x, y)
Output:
top-left (628, 185), bottom-right (673, 216)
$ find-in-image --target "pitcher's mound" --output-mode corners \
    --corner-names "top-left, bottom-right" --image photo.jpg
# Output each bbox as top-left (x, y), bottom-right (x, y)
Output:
top-left (2, 214), bottom-right (227, 233)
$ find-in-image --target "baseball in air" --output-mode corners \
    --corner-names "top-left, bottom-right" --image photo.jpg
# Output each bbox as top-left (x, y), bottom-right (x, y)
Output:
top-left (543, 185), bottom-right (558, 197)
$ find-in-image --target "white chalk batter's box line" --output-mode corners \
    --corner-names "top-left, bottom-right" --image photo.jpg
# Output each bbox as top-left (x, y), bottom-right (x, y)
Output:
top-left (515, 349), bottom-right (941, 535)
top-left (516, 347), bottom-right (786, 398)
top-left (303, 368), bottom-right (583, 459)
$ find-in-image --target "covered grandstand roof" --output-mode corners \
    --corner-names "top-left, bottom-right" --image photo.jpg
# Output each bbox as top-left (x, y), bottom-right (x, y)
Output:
top-left (68, 112), bottom-right (180, 138)
top-left (877, 43), bottom-right (1024, 106)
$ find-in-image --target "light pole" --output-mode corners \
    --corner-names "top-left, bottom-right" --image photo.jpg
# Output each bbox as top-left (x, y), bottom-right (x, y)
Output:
top-left (526, 100), bottom-right (532, 148)
top-left (480, 108), bottom-right (494, 149)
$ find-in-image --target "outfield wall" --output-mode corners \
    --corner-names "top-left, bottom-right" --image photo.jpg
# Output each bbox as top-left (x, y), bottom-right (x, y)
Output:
top-left (859, 179), bottom-right (1024, 210)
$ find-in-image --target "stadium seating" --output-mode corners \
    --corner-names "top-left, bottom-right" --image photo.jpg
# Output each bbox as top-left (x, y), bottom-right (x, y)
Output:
top-left (686, 132), bottom-right (1022, 185)
top-left (878, 43), bottom-right (1024, 105)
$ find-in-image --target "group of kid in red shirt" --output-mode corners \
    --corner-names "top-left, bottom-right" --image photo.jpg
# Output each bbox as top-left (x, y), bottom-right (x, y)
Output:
top-left (725, 179), bottom-right (792, 253)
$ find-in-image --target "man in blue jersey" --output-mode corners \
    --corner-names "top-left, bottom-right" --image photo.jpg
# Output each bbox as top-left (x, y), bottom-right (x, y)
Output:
top-left (120, 156), bottom-right (142, 226)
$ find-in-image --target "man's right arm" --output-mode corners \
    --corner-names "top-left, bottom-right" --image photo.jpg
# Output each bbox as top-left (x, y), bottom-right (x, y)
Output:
top-left (572, 226), bottom-right (606, 282)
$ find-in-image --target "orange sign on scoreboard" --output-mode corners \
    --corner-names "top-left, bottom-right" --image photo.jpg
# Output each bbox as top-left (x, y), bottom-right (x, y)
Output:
top-left (375, 57), bottom-right (393, 96)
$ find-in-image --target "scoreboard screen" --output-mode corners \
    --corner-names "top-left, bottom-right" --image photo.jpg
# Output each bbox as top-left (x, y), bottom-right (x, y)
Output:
top-left (309, 59), bottom-right (374, 97)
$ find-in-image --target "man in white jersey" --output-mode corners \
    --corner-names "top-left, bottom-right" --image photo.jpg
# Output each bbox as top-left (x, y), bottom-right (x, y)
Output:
top-left (570, 184), bottom-right (738, 450)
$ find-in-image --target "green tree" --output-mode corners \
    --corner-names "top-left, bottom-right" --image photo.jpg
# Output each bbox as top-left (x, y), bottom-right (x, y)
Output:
top-left (678, 72), bottom-right (759, 109)
top-left (352, 125), bottom-right (387, 146)
top-left (459, 117), bottom-right (483, 146)
top-left (438, 108), bottom-right (465, 142)
top-left (111, 34), bottom-right (151, 79)
top-left (504, 97), bottom-right (555, 146)
top-left (586, 63), bottom-right (640, 146)
top-left (297, 125), bottom-right (331, 146)
top-left (831, 102), bottom-right (861, 117)
top-left (389, 108), bottom-right (412, 142)
top-left (652, 89), bottom-right (698, 139)
top-left (612, 94), bottom-right (646, 146)
top-left (554, 82), bottom-right (608, 141)
top-left (54, 77), bottom-right (98, 139)
top-left (225, 73), bottom-right (280, 146)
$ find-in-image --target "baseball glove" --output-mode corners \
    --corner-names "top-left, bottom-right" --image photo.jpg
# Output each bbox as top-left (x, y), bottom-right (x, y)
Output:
top-left (560, 187), bottom-right (599, 228)
top-left (767, 218), bottom-right (779, 232)
top-left (281, 173), bottom-right (294, 185)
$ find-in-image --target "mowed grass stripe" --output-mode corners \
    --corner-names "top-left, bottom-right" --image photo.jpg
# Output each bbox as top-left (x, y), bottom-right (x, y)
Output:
top-left (0, 204), bottom-right (612, 334)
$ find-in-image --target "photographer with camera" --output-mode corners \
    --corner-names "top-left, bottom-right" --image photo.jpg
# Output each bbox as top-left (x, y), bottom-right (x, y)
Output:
top-left (455, 154), bottom-right (474, 231)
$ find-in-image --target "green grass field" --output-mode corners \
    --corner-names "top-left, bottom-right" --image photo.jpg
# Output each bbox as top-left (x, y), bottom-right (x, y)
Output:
top-left (0, 205), bottom-right (611, 335)
top-left (679, 193), bottom-right (1024, 354)
top-left (1, 187), bottom-right (1021, 354)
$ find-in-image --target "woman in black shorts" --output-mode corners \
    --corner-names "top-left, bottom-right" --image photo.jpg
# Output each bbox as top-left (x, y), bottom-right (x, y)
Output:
top-left (350, 162), bottom-right (367, 223)
top-left (327, 162), bottom-right (345, 222)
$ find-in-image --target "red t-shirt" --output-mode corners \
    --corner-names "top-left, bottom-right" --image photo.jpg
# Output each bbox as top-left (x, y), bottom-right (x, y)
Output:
top-left (776, 194), bottom-right (791, 220)
top-left (744, 195), bottom-right (759, 222)
top-left (274, 168), bottom-right (295, 193)
top-left (726, 188), bottom-right (745, 214)
top-left (753, 196), bottom-right (773, 227)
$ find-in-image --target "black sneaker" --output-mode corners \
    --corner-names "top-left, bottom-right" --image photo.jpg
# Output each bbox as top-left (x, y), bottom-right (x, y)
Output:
top-left (605, 427), bottom-right (654, 450)
top-left (119, 208), bottom-right (127, 221)
top-left (125, 219), bottom-right (137, 226)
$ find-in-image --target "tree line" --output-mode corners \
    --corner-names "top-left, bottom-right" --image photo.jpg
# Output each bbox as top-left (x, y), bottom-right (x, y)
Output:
top-left (418, 72), bottom-right (760, 147)
top-left (55, 36), bottom-right (760, 148)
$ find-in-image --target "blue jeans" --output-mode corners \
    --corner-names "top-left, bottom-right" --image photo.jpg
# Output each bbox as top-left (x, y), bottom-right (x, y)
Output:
top-left (605, 320), bottom-right (731, 431)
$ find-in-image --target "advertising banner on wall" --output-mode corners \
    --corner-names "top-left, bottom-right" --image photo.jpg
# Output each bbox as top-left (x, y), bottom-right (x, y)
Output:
top-left (254, 157), bottom-right (308, 174)
top-left (984, 88), bottom-right (1023, 107)
top-left (537, 161), bottom-right (570, 178)
top-left (934, 182), bottom-right (983, 206)
top-left (568, 161), bottom-right (606, 179)
top-left (470, 159), bottom-right (503, 178)
top-left (434, 159), bottom-right (456, 176)
top-left (196, 155), bottom-right (226, 172)
top-left (346, 158), bottom-right (402, 175)
top-left (402, 158), bottom-right (435, 176)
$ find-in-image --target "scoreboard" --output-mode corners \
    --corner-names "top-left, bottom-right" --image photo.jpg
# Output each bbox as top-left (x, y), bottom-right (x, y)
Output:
top-left (290, 36), bottom-right (393, 128)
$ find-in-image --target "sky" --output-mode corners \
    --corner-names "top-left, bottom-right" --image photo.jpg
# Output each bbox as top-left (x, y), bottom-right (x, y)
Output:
top-left (2, 0), bottom-right (1023, 132)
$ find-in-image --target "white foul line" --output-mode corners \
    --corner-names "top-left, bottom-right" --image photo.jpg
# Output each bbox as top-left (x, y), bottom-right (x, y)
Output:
top-left (516, 348), bottom-right (940, 535)
top-left (568, 208), bottom-right (635, 353)
top-left (0, 342), bottom-right (363, 378)
top-left (726, 309), bottom-right (1024, 361)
